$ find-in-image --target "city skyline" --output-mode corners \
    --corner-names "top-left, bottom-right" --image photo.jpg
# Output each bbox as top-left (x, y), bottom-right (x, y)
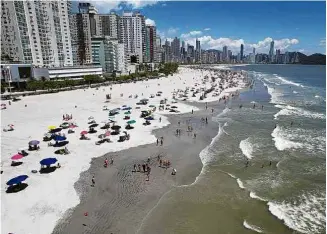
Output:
top-left (77, 1), bottom-right (326, 55)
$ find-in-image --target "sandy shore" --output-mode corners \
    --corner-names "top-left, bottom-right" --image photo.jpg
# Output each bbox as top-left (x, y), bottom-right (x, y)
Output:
top-left (52, 101), bottom-right (222, 234)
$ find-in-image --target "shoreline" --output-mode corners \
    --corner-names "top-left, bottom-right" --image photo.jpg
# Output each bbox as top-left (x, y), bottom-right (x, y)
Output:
top-left (52, 101), bottom-right (223, 234)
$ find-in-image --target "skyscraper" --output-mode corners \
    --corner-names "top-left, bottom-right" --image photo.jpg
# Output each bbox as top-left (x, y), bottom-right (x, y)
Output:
top-left (223, 46), bottom-right (228, 62)
top-left (240, 44), bottom-right (244, 61)
top-left (120, 12), bottom-right (146, 63)
top-left (269, 40), bottom-right (275, 63)
top-left (1, 0), bottom-right (73, 67)
top-left (145, 25), bottom-right (156, 63)
top-left (196, 38), bottom-right (201, 62)
top-left (171, 37), bottom-right (180, 62)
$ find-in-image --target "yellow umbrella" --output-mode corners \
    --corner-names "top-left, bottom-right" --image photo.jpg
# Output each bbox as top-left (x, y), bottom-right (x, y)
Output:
top-left (48, 125), bottom-right (56, 130)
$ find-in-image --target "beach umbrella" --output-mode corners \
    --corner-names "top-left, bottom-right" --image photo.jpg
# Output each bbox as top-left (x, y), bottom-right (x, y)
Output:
top-left (53, 135), bottom-right (66, 141)
top-left (98, 134), bottom-right (106, 139)
top-left (124, 111), bottom-right (131, 115)
top-left (89, 123), bottom-right (99, 128)
top-left (50, 128), bottom-right (62, 133)
top-left (149, 105), bottom-right (156, 108)
top-left (6, 175), bottom-right (28, 186)
top-left (171, 106), bottom-right (178, 109)
top-left (111, 125), bottom-right (121, 130)
top-left (141, 99), bottom-right (149, 102)
top-left (11, 154), bottom-right (23, 160)
top-left (69, 125), bottom-right (76, 129)
top-left (127, 120), bottom-right (136, 125)
top-left (122, 107), bottom-right (132, 110)
top-left (80, 130), bottom-right (88, 135)
top-left (105, 131), bottom-right (111, 137)
top-left (122, 105), bottom-right (127, 107)
top-left (40, 158), bottom-right (57, 166)
top-left (145, 116), bottom-right (154, 120)
top-left (48, 125), bottom-right (56, 130)
top-left (88, 116), bottom-right (94, 120)
top-left (29, 140), bottom-right (40, 145)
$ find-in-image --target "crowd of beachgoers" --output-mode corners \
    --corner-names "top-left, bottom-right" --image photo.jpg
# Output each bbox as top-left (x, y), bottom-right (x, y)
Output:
top-left (1, 66), bottom-right (248, 234)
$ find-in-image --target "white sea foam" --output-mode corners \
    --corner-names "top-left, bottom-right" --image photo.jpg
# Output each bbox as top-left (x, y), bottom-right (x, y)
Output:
top-left (271, 126), bottom-right (303, 151)
top-left (239, 137), bottom-right (254, 159)
top-left (268, 191), bottom-right (326, 234)
top-left (236, 178), bottom-right (245, 189)
top-left (274, 104), bottom-right (325, 120)
top-left (275, 75), bottom-right (305, 87)
top-left (243, 220), bottom-right (263, 233)
top-left (226, 173), bottom-right (237, 179)
top-left (250, 192), bottom-right (268, 202)
top-left (293, 91), bottom-right (298, 94)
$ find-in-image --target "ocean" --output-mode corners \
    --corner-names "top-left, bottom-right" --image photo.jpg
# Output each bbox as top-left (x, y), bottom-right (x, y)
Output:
top-left (140, 65), bottom-right (326, 234)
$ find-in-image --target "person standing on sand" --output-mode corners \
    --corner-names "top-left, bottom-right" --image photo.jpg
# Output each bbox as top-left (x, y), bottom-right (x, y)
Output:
top-left (205, 117), bottom-right (208, 124)
top-left (211, 108), bottom-right (214, 113)
top-left (138, 164), bottom-right (141, 172)
top-left (159, 159), bottom-right (162, 167)
top-left (142, 164), bottom-right (146, 173)
top-left (133, 164), bottom-right (137, 172)
top-left (146, 166), bottom-right (151, 181)
top-left (156, 138), bottom-right (159, 146)
top-left (91, 176), bottom-right (95, 187)
top-left (160, 138), bottom-right (163, 146)
top-left (194, 133), bottom-right (197, 138)
top-left (159, 117), bottom-right (162, 122)
top-left (192, 109), bottom-right (194, 114)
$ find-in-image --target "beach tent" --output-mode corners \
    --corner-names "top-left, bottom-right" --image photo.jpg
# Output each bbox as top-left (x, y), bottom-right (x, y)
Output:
top-left (89, 123), bottom-right (99, 128)
top-left (29, 140), bottom-right (40, 145)
top-left (6, 175), bottom-right (28, 186)
top-left (127, 120), bottom-right (136, 125)
top-left (40, 158), bottom-right (57, 166)
top-left (53, 135), bottom-right (66, 142)
top-left (11, 154), bottom-right (23, 160)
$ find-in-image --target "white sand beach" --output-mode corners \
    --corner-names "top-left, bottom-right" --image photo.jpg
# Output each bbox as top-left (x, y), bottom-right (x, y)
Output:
top-left (1, 67), bottom-right (247, 234)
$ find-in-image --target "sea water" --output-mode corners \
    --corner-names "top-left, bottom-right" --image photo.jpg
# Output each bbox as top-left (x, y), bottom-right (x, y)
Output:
top-left (138, 65), bottom-right (325, 234)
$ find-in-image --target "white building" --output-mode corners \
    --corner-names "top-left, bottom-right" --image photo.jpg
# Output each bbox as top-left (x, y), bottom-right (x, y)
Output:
top-left (120, 12), bottom-right (145, 64)
top-left (1, 1), bottom-right (73, 67)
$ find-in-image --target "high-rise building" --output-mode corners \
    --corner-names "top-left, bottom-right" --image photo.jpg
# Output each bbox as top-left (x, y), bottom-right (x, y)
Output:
top-left (269, 40), bottom-right (275, 63)
top-left (228, 50), bottom-right (232, 63)
top-left (196, 38), bottom-right (201, 62)
top-left (120, 12), bottom-right (146, 63)
top-left (222, 46), bottom-right (228, 62)
top-left (240, 44), bottom-right (244, 62)
top-left (187, 44), bottom-right (195, 63)
top-left (97, 12), bottom-right (120, 39)
top-left (91, 36), bottom-right (126, 74)
top-left (171, 37), bottom-right (180, 62)
top-left (145, 25), bottom-right (156, 63)
top-left (71, 12), bottom-right (93, 65)
top-left (155, 37), bottom-right (162, 63)
top-left (275, 49), bottom-right (281, 64)
top-left (1, 1), bottom-right (73, 67)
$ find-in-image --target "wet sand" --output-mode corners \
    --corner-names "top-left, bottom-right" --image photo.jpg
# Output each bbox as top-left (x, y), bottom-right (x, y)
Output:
top-left (52, 101), bottom-right (222, 234)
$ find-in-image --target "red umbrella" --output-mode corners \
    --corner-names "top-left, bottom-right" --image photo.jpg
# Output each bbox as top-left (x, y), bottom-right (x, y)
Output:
top-left (80, 131), bottom-right (88, 135)
top-left (105, 131), bottom-right (111, 137)
top-left (11, 154), bottom-right (23, 160)
top-left (69, 125), bottom-right (77, 128)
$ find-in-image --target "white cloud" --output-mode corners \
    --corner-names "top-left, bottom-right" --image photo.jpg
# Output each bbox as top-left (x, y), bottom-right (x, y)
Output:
top-left (167, 27), bottom-right (179, 35)
top-left (204, 28), bottom-right (211, 31)
top-left (145, 18), bottom-right (156, 26)
top-left (249, 37), bottom-right (299, 53)
top-left (181, 30), bottom-right (202, 38)
top-left (320, 38), bottom-right (326, 46)
top-left (91, 0), bottom-right (160, 13)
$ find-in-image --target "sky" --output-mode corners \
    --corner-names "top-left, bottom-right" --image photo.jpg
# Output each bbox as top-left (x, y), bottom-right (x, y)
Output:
top-left (73, 1), bottom-right (326, 55)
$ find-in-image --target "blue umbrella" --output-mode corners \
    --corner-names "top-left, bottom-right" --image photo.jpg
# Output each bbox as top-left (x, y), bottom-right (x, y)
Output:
top-left (53, 135), bottom-right (66, 141)
top-left (122, 107), bottom-right (132, 110)
top-left (29, 140), bottom-right (40, 145)
top-left (6, 175), bottom-right (28, 186)
top-left (40, 158), bottom-right (58, 166)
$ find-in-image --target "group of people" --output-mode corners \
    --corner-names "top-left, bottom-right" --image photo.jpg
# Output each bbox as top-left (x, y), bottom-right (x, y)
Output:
top-left (133, 162), bottom-right (152, 180)
top-left (156, 137), bottom-right (164, 146)
top-left (62, 114), bottom-right (73, 121)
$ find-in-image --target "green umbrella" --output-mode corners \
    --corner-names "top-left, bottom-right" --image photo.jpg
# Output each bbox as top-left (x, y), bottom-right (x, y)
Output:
top-left (124, 111), bottom-right (131, 115)
top-left (127, 120), bottom-right (136, 125)
top-left (108, 116), bottom-right (115, 119)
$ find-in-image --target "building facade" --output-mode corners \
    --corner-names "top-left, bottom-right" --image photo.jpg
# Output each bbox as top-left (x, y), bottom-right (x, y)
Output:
top-left (1, 1), bottom-right (73, 67)
top-left (145, 25), bottom-right (156, 63)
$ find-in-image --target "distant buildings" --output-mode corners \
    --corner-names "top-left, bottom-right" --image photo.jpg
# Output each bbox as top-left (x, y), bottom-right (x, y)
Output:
top-left (240, 44), bottom-right (244, 62)
top-left (195, 38), bottom-right (201, 63)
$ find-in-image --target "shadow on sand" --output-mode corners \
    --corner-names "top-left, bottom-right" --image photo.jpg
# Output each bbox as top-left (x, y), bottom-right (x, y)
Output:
top-left (6, 183), bottom-right (28, 193)
top-left (39, 167), bottom-right (57, 174)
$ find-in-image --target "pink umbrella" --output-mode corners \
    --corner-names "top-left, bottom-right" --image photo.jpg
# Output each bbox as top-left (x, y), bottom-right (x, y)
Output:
top-left (11, 154), bottom-right (23, 160)
top-left (80, 130), bottom-right (88, 135)
top-left (105, 131), bottom-right (111, 137)
top-left (69, 125), bottom-right (77, 128)
top-left (1, 104), bottom-right (6, 106)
